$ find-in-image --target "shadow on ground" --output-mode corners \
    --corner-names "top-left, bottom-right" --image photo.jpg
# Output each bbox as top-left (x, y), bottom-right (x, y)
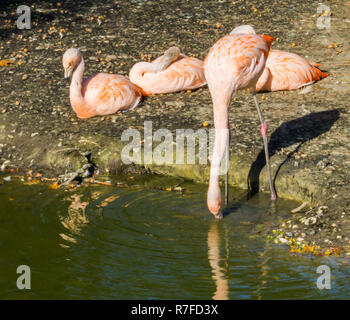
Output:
top-left (247, 109), bottom-right (341, 198)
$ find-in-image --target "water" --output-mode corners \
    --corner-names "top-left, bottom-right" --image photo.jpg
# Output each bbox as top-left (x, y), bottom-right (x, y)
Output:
top-left (0, 175), bottom-right (348, 299)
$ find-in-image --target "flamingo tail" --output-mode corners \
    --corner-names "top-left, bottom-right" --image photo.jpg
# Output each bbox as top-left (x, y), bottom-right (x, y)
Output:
top-left (259, 35), bottom-right (275, 49)
top-left (313, 65), bottom-right (329, 81)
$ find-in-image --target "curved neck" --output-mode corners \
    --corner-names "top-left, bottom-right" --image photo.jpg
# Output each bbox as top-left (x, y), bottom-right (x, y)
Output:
top-left (209, 93), bottom-right (232, 184)
top-left (131, 51), bottom-right (182, 78)
top-left (70, 57), bottom-right (84, 101)
top-left (130, 61), bottom-right (163, 78)
top-left (69, 57), bottom-right (95, 118)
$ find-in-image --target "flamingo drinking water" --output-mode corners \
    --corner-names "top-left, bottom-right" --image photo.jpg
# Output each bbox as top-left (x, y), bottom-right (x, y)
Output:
top-left (204, 25), bottom-right (277, 218)
top-left (129, 46), bottom-right (206, 95)
top-left (62, 48), bottom-right (142, 119)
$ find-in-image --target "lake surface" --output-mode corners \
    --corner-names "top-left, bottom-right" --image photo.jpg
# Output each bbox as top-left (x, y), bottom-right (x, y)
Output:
top-left (0, 175), bottom-right (348, 299)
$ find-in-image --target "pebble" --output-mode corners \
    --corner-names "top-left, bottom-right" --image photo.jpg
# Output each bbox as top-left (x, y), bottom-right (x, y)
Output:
top-left (317, 206), bottom-right (328, 214)
top-left (301, 216), bottom-right (317, 225)
top-left (278, 237), bottom-right (288, 244)
top-left (105, 54), bottom-right (117, 62)
top-left (165, 101), bottom-right (185, 108)
top-left (325, 168), bottom-right (334, 174)
top-left (1, 161), bottom-right (9, 171)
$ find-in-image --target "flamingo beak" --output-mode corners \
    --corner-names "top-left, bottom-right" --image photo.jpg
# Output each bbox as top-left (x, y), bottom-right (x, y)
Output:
top-left (214, 211), bottom-right (223, 220)
top-left (64, 68), bottom-right (72, 80)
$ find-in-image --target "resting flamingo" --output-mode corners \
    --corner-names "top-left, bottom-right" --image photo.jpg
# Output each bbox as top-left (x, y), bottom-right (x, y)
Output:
top-left (204, 25), bottom-right (276, 218)
top-left (234, 27), bottom-right (329, 92)
top-left (62, 48), bottom-right (142, 119)
top-left (129, 46), bottom-right (206, 95)
top-left (256, 49), bottom-right (328, 91)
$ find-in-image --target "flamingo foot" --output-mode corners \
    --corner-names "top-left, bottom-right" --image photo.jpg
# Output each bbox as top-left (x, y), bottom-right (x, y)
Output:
top-left (271, 191), bottom-right (277, 201)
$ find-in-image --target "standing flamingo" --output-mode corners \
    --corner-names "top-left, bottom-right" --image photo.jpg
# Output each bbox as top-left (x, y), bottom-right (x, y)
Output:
top-left (62, 48), bottom-right (142, 119)
top-left (129, 46), bottom-right (206, 95)
top-left (204, 25), bottom-right (276, 218)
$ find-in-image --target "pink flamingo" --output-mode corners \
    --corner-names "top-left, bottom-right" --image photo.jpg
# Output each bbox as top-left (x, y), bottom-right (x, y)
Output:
top-left (233, 27), bottom-right (329, 92)
top-left (129, 46), bottom-right (206, 95)
top-left (204, 25), bottom-right (276, 218)
top-left (62, 48), bottom-right (142, 119)
top-left (256, 49), bottom-right (329, 92)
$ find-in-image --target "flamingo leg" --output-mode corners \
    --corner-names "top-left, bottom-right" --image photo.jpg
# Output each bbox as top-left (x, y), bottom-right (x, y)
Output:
top-left (224, 136), bottom-right (229, 208)
top-left (252, 91), bottom-right (277, 201)
top-left (225, 165), bottom-right (228, 207)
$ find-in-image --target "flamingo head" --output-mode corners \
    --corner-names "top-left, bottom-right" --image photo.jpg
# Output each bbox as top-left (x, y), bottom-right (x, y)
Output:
top-left (230, 25), bottom-right (256, 35)
top-left (62, 48), bottom-right (82, 80)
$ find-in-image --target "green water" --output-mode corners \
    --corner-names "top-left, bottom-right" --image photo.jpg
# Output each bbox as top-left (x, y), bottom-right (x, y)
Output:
top-left (0, 175), bottom-right (348, 299)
